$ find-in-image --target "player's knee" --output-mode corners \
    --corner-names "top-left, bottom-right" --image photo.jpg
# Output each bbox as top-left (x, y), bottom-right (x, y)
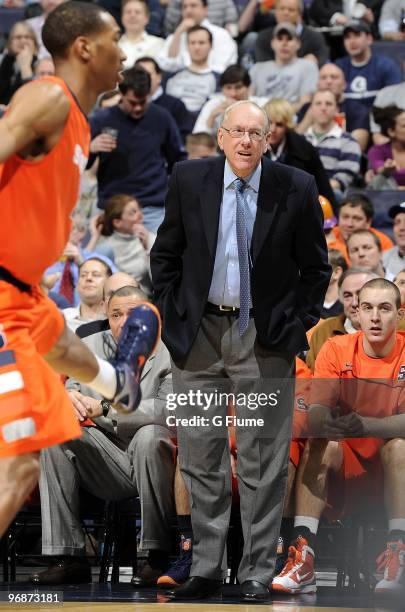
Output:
top-left (380, 438), bottom-right (405, 465)
top-left (306, 439), bottom-right (341, 472)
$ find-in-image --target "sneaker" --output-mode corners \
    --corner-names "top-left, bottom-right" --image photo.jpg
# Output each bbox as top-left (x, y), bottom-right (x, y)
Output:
top-left (271, 536), bottom-right (317, 594)
top-left (157, 536), bottom-right (193, 587)
top-left (375, 541), bottom-right (405, 593)
top-left (112, 303), bottom-right (161, 413)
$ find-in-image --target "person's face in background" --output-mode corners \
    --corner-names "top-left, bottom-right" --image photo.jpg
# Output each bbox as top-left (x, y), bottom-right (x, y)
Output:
top-left (388, 111), bottom-right (405, 145)
top-left (35, 57), bottom-right (55, 77)
top-left (310, 91), bottom-right (338, 127)
top-left (187, 29), bottom-right (211, 64)
top-left (222, 80), bottom-right (249, 102)
top-left (338, 203), bottom-right (370, 242)
top-left (340, 272), bottom-right (373, 329)
top-left (347, 233), bottom-right (381, 270)
top-left (113, 200), bottom-right (143, 234)
top-left (318, 63), bottom-right (346, 99)
top-left (271, 33), bottom-right (300, 63)
top-left (77, 259), bottom-right (109, 306)
top-left (393, 213), bottom-right (405, 252)
top-left (181, 0), bottom-right (207, 24)
top-left (119, 88), bottom-right (149, 119)
top-left (108, 295), bottom-right (143, 341)
top-left (275, 0), bottom-right (301, 25)
top-left (122, 0), bottom-right (149, 35)
top-left (8, 23), bottom-right (37, 55)
top-left (186, 143), bottom-right (217, 159)
top-left (394, 271), bottom-right (405, 307)
top-left (343, 31), bottom-right (372, 59)
top-left (268, 117), bottom-right (288, 149)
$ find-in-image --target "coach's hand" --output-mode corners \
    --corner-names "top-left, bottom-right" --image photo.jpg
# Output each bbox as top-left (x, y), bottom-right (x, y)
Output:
top-left (68, 390), bottom-right (102, 421)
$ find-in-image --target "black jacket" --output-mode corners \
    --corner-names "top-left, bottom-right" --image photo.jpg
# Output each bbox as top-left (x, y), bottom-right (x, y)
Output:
top-left (268, 129), bottom-right (337, 210)
top-left (151, 156), bottom-right (331, 362)
top-left (309, 0), bottom-right (383, 26)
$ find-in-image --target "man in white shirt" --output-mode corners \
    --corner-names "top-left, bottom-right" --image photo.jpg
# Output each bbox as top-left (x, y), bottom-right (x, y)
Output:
top-left (63, 258), bottom-right (112, 332)
top-left (119, 0), bottom-right (164, 69)
top-left (157, 0), bottom-right (237, 73)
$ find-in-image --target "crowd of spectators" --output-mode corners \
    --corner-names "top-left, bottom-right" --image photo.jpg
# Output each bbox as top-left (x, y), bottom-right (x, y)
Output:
top-left (2, 0), bottom-right (405, 595)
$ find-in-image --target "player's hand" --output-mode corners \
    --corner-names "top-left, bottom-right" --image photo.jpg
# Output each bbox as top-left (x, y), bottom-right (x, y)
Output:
top-left (63, 242), bottom-right (83, 265)
top-left (323, 412), bottom-right (366, 438)
top-left (133, 224), bottom-right (150, 249)
top-left (68, 390), bottom-right (102, 421)
top-left (90, 133), bottom-right (117, 154)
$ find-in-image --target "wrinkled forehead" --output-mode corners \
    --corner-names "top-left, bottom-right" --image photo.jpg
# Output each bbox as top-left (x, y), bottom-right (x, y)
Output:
top-left (225, 105), bottom-right (267, 129)
top-left (108, 296), bottom-right (142, 314)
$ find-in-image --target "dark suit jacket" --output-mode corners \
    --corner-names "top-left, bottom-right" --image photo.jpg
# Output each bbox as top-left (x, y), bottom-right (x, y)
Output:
top-left (268, 130), bottom-right (337, 210)
top-left (308, 0), bottom-right (383, 26)
top-left (255, 24), bottom-right (329, 65)
top-left (151, 156), bottom-right (331, 362)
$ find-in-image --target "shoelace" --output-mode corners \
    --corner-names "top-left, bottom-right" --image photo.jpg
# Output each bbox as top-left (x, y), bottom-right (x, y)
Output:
top-left (279, 545), bottom-right (300, 576)
top-left (168, 546), bottom-right (192, 571)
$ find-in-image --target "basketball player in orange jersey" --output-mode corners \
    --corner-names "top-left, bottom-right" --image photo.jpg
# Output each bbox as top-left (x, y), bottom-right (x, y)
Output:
top-left (273, 278), bottom-right (405, 595)
top-left (0, 1), bottom-right (160, 538)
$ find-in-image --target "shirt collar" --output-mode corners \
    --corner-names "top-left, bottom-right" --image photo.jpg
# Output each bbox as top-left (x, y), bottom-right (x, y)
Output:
top-left (224, 159), bottom-right (261, 192)
top-left (151, 85), bottom-right (163, 101)
top-left (307, 122), bottom-right (343, 141)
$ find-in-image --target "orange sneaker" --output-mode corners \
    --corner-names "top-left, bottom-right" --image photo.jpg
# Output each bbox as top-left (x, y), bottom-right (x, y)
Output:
top-left (375, 541), bottom-right (405, 593)
top-left (271, 536), bottom-right (316, 594)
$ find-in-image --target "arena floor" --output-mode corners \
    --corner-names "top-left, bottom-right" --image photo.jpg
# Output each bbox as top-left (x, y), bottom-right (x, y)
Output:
top-left (0, 581), bottom-right (400, 612)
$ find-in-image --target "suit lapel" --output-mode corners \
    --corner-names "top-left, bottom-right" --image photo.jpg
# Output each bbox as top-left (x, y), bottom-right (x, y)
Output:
top-left (140, 354), bottom-right (154, 381)
top-left (200, 157), bottom-right (225, 259)
top-left (251, 158), bottom-right (289, 263)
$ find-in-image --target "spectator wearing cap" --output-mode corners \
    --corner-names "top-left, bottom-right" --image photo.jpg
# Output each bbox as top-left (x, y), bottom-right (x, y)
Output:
top-left (253, 0), bottom-right (329, 65)
top-left (135, 57), bottom-right (193, 142)
top-left (249, 22), bottom-right (319, 113)
top-left (192, 64), bottom-right (267, 135)
top-left (165, 25), bottom-right (219, 116)
top-left (304, 90), bottom-right (361, 199)
top-left (297, 63), bottom-right (370, 152)
top-left (367, 106), bottom-right (405, 189)
top-left (383, 203), bottom-right (405, 280)
top-left (263, 98), bottom-right (336, 207)
top-left (157, 0), bottom-right (237, 74)
top-left (379, 0), bottom-right (405, 41)
top-left (335, 20), bottom-right (401, 110)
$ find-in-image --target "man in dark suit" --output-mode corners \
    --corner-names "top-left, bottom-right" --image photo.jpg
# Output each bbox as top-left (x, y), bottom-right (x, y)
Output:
top-left (151, 100), bottom-right (330, 601)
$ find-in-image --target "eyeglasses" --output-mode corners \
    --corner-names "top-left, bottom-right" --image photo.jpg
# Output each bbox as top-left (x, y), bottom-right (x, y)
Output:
top-left (221, 127), bottom-right (266, 141)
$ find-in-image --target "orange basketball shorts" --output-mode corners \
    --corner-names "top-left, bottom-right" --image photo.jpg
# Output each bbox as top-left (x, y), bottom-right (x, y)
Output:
top-left (0, 281), bottom-right (81, 458)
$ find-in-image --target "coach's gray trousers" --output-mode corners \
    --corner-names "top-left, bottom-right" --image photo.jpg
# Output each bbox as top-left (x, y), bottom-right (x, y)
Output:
top-left (39, 424), bottom-right (175, 555)
top-left (172, 314), bottom-right (295, 584)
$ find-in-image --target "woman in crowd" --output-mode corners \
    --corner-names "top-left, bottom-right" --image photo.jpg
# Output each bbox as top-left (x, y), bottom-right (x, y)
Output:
top-left (263, 98), bottom-right (336, 207)
top-left (367, 106), bottom-right (405, 189)
top-left (0, 21), bottom-right (38, 105)
top-left (87, 194), bottom-right (155, 296)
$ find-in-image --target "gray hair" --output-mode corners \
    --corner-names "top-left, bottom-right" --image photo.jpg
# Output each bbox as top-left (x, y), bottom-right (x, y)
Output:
top-left (220, 100), bottom-right (270, 134)
top-left (338, 267), bottom-right (380, 293)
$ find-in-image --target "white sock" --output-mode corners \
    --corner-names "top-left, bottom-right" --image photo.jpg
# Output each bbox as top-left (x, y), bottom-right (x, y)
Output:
top-left (388, 519), bottom-right (405, 535)
top-left (87, 357), bottom-right (117, 400)
top-left (294, 516), bottom-right (319, 535)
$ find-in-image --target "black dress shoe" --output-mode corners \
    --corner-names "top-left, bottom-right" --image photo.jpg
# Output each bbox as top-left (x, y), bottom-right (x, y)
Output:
top-left (169, 576), bottom-right (222, 599)
top-left (131, 561), bottom-right (166, 587)
top-left (240, 580), bottom-right (270, 601)
top-left (30, 558), bottom-right (91, 585)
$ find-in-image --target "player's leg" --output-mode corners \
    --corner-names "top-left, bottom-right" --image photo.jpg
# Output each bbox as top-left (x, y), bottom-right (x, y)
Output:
top-left (375, 438), bottom-right (405, 593)
top-left (45, 303), bottom-right (161, 411)
top-left (0, 452), bottom-right (40, 538)
top-left (272, 438), bottom-right (343, 594)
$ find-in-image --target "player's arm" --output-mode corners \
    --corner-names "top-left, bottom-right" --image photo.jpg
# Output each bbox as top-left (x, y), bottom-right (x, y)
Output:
top-left (361, 413), bottom-right (405, 439)
top-left (0, 80), bottom-right (70, 163)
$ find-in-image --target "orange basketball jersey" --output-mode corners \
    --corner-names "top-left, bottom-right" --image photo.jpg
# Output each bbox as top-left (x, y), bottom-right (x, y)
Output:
top-left (0, 76), bottom-right (90, 285)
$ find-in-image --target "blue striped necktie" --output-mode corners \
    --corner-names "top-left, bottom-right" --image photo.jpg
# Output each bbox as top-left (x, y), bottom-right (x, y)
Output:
top-left (234, 178), bottom-right (251, 336)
